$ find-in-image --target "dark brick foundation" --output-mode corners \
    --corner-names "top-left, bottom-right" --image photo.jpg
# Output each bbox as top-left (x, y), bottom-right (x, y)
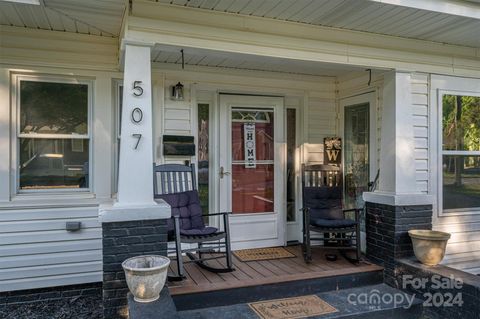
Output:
top-left (395, 258), bottom-right (480, 319)
top-left (365, 202), bottom-right (432, 285)
top-left (102, 219), bottom-right (168, 319)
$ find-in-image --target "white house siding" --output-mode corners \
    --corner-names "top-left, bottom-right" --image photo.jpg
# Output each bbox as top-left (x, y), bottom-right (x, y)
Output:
top-left (155, 67), bottom-right (337, 167)
top-left (0, 206), bottom-right (102, 291)
top-left (336, 71), bottom-right (430, 194)
top-left (435, 214), bottom-right (480, 274)
top-left (411, 73), bottom-right (429, 194)
top-left (0, 27), bottom-right (119, 292)
top-left (303, 92), bottom-right (337, 164)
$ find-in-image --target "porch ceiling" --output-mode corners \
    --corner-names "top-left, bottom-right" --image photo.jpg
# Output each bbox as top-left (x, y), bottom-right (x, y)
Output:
top-left (1, 1), bottom-right (479, 49)
top-left (152, 0), bottom-right (480, 48)
top-left (152, 44), bottom-right (370, 77)
top-left (0, 0), bottom-right (125, 37)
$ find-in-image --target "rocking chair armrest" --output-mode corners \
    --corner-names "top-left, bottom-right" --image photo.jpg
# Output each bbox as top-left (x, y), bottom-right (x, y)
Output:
top-left (203, 212), bottom-right (231, 217)
top-left (342, 208), bottom-right (362, 222)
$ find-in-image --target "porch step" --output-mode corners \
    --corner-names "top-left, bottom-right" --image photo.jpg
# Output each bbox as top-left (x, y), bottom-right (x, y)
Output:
top-left (172, 269), bottom-right (383, 311)
top-left (177, 283), bottom-right (424, 319)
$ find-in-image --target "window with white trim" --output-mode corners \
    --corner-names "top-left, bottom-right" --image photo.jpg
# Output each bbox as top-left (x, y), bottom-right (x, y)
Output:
top-left (441, 93), bottom-right (480, 211)
top-left (16, 77), bottom-right (92, 191)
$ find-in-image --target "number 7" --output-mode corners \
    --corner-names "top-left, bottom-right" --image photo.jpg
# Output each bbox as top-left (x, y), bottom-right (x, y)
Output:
top-left (132, 134), bottom-right (142, 149)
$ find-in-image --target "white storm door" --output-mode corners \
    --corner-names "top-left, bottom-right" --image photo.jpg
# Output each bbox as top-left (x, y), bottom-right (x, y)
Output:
top-left (219, 94), bottom-right (285, 250)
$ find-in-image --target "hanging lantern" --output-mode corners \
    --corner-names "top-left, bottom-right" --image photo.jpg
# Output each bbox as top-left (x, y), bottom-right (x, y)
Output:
top-left (171, 82), bottom-right (184, 101)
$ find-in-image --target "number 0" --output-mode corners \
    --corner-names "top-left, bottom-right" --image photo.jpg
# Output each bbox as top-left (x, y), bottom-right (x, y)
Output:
top-left (131, 107), bottom-right (143, 123)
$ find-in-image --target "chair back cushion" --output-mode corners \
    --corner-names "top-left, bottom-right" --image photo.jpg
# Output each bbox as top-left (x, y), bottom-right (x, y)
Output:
top-left (303, 186), bottom-right (343, 220)
top-left (156, 190), bottom-right (205, 232)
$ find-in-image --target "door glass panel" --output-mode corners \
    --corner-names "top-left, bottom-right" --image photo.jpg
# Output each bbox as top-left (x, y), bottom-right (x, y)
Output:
top-left (198, 103), bottom-right (210, 217)
top-left (286, 108), bottom-right (296, 222)
top-left (344, 103), bottom-right (370, 210)
top-left (231, 109), bottom-right (274, 214)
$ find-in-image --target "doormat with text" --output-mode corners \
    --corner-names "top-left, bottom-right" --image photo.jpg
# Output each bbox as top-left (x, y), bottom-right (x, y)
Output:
top-left (234, 247), bottom-right (295, 262)
top-left (248, 295), bottom-right (338, 319)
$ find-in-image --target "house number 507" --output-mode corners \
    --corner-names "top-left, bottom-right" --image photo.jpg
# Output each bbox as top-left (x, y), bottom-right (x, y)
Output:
top-left (132, 81), bottom-right (143, 150)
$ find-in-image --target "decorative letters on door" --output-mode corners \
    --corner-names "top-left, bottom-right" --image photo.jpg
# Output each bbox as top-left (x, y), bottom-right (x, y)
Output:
top-left (244, 123), bottom-right (256, 168)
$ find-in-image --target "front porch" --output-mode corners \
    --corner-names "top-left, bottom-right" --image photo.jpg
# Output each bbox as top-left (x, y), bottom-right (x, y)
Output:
top-left (168, 245), bottom-right (382, 296)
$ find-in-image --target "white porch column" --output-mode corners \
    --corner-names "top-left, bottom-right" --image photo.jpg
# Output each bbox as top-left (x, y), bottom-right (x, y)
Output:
top-left (364, 71), bottom-right (432, 206)
top-left (100, 42), bottom-right (169, 221)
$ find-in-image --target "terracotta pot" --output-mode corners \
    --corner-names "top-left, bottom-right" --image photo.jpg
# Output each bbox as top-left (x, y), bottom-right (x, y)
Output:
top-left (122, 255), bottom-right (170, 303)
top-left (408, 230), bottom-right (451, 266)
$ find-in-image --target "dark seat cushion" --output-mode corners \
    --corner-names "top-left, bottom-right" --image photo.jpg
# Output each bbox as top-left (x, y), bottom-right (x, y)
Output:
top-left (156, 191), bottom-right (218, 235)
top-left (310, 218), bottom-right (356, 228)
top-left (180, 227), bottom-right (218, 236)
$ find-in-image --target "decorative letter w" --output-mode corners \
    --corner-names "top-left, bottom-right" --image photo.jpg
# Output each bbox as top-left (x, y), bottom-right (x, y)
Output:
top-left (326, 150), bottom-right (340, 162)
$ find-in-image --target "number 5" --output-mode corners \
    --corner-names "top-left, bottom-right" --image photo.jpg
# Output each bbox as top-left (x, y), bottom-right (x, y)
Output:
top-left (133, 81), bottom-right (143, 96)
top-left (132, 134), bottom-right (142, 149)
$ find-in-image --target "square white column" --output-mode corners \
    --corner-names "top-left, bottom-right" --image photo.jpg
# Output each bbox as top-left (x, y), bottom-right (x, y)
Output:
top-left (100, 43), bottom-right (169, 222)
top-left (364, 71), bottom-right (433, 206)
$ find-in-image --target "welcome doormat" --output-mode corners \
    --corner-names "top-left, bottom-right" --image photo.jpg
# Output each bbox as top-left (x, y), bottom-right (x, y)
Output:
top-left (248, 295), bottom-right (338, 319)
top-left (234, 247), bottom-right (295, 262)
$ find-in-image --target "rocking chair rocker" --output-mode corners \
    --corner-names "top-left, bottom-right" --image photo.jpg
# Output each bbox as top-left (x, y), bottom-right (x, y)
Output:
top-left (153, 163), bottom-right (234, 280)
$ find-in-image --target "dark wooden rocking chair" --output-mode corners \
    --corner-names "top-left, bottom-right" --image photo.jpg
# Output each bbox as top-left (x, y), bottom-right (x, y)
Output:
top-left (153, 163), bottom-right (234, 280)
top-left (301, 164), bottom-right (361, 263)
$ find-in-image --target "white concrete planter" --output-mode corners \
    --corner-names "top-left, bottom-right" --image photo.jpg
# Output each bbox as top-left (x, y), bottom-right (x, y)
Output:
top-left (122, 255), bottom-right (170, 303)
top-left (408, 230), bottom-right (451, 266)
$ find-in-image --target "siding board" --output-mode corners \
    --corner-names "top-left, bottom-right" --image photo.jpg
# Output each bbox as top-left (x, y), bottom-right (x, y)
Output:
top-left (0, 205), bottom-right (102, 292)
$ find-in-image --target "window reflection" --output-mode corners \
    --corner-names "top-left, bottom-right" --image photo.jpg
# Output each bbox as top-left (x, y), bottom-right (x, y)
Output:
top-left (231, 109), bottom-right (274, 214)
top-left (18, 79), bottom-right (90, 190)
top-left (20, 81), bottom-right (88, 135)
top-left (443, 155), bottom-right (480, 210)
top-left (442, 94), bottom-right (480, 211)
top-left (19, 139), bottom-right (89, 189)
top-left (443, 95), bottom-right (480, 151)
top-left (198, 103), bottom-right (210, 216)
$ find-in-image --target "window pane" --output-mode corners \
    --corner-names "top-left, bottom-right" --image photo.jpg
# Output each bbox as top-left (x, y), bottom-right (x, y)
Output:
top-left (286, 108), bottom-right (296, 222)
top-left (19, 138), bottom-right (89, 190)
top-left (20, 81), bottom-right (88, 135)
top-left (344, 103), bottom-right (370, 210)
top-left (231, 109), bottom-right (275, 214)
top-left (231, 110), bottom-right (274, 162)
top-left (442, 94), bottom-right (480, 151)
top-left (443, 155), bottom-right (480, 210)
top-left (198, 103), bottom-right (210, 216)
top-left (232, 164), bottom-right (274, 214)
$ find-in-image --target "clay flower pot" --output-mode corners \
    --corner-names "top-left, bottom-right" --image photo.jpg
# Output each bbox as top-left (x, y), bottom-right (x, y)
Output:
top-left (408, 230), bottom-right (451, 266)
top-left (122, 255), bottom-right (170, 303)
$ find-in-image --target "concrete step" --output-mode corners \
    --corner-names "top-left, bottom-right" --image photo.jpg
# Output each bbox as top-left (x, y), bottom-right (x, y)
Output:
top-left (172, 269), bottom-right (383, 311)
top-left (177, 283), bottom-right (423, 319)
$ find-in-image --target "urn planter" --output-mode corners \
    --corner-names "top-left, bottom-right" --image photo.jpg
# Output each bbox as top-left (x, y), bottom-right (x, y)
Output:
top-left (408, 230), bottom-right (451, 266)
top-left (122, 255), bottom-right (170, 303)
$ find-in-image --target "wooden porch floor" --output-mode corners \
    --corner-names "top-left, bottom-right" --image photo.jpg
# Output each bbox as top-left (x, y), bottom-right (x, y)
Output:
top-left (168, 245), bottom-right (382, 295)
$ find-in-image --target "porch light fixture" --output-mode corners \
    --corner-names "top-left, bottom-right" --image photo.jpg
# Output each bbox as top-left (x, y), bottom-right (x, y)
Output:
top-left (171, 82), bottom-right (184, 101)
